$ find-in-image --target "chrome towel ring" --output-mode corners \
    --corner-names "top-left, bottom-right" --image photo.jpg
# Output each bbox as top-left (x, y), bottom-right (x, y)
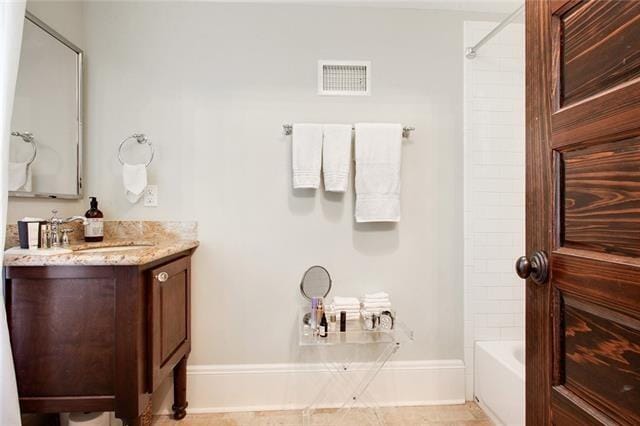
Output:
top-left (117, 133), bottom-right (154, 167)
top-left (11, 131), bottom-right (37, 165)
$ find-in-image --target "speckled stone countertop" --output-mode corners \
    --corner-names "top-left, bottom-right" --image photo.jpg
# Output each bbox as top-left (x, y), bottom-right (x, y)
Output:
top-left (3, 221), bottom-right (198, 266)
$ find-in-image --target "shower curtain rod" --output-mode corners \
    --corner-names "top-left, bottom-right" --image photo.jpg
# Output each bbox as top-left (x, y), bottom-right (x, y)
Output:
top-left (465, 3), bottom-right (524, 59)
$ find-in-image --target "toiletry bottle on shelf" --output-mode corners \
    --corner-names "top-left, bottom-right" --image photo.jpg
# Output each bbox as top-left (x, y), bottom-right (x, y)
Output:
top-left (319, 313), bottom-right (328, 338)
top-left (84, 197), bottom-right (104, 242)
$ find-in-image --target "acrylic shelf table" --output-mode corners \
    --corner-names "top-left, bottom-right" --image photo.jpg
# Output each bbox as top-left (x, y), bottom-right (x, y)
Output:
top-left (298, 315), bottom-right (413, 425)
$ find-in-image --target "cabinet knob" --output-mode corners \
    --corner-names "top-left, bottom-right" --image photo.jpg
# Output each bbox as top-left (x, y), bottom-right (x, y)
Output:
top-left (156, 272), bottom-right (169, 282)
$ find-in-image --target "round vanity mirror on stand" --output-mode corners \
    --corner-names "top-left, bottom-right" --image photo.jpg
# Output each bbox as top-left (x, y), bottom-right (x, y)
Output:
top-left (300, 265), bottom-right (332, 300)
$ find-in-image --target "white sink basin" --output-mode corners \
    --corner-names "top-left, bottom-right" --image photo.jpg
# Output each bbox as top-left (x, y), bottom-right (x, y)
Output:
top-left (74, 245), bottom-right (152, 253)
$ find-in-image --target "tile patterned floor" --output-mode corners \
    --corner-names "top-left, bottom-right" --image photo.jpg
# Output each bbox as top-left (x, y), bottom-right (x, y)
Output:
top-left (152, 402), bottom-right (493, 425)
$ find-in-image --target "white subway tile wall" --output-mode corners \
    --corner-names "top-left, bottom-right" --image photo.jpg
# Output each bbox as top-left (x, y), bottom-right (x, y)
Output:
top-left (463, 21), bottom-right (525, 401)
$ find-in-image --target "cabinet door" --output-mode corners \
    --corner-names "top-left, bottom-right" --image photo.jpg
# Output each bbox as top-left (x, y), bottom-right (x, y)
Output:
top-left (149, 256), bottom-right (191, 391)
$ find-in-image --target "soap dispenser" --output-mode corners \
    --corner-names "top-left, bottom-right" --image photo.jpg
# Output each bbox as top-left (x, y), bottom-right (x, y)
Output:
top-left (84, 197), bottom-right (104, 242)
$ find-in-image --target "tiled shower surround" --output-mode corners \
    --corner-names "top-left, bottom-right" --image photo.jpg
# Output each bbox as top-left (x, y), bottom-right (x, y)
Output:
top-left (463, 21), bottom-right (525, 400)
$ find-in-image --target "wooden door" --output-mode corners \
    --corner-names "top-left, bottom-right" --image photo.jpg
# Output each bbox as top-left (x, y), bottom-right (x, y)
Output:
top-left (524, 0), bottom-right (640, 424)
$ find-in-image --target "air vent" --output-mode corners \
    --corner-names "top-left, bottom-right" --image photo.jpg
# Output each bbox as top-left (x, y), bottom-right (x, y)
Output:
top-left (318, 60), bottom-right (371, 96)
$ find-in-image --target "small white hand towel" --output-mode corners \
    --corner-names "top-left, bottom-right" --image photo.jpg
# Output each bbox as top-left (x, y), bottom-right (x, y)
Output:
top-left (122, 163), bottom-right (147, 203)
top-left (8, 161), bottom-right (31, 191)
top-left (292, 123), bottom-right (323, 189)
top-left (322, 124), bottom-right (352, 192)
top-left (354, 123), bottom-right (403, 222)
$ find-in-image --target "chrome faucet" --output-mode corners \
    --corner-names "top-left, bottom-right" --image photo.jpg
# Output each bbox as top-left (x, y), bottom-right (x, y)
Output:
top-left (48, 209), bottom-right (88, 247)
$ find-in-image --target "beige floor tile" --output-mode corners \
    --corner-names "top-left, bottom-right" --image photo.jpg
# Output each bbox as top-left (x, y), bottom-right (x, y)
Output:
top-left (152, 403), bottom-right (493, 426)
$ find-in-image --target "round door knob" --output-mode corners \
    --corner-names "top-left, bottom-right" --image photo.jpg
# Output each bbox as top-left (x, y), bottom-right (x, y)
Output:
top-left (515, 250), bottom-right (549, 285)
top-left (156, 272), bottom-right (169, 282)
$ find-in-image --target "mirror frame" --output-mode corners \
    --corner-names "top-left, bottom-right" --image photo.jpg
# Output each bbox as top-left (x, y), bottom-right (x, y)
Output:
top-left (10, 11), bottom-right (83, 199)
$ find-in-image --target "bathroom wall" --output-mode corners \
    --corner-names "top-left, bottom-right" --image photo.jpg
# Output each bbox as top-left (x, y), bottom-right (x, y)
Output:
top-left (10, 1), bottom-right (505, 410)
top-left (463, 21), bottom-right (525, 400)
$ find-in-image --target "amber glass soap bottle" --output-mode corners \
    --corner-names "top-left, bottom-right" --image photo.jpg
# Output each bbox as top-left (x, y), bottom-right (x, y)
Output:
top-left (84, 196), bottom-right (104, 242)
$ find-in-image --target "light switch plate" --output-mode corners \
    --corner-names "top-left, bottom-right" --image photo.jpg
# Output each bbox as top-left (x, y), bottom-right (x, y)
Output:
top-left (144, 185), bottom-right (158, 207)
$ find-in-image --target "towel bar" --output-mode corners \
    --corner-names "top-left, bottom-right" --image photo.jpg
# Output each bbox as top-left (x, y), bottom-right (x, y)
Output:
top-left (283, 124), bottom-right (415, 139)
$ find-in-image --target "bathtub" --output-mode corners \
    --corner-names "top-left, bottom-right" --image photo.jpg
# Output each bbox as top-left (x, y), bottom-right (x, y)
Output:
top-left (474, 341), bottom-right (524, 426)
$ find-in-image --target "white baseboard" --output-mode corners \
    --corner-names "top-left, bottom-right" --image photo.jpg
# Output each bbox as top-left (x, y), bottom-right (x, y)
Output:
top-left (153, 360), bottom-right (465, 414)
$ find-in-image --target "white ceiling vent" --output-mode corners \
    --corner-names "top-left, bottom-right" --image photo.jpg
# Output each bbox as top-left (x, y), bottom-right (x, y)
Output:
top-left (318, 60), bottom-right (371, 96)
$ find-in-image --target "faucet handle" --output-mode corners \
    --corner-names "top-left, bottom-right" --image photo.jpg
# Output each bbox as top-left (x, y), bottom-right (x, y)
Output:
top-left (60, 228), bottom-right (73, 247)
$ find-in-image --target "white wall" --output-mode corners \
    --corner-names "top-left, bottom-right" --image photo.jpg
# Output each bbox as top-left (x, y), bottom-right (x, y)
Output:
top-left (463, 21), bottom-right (524, 400)
top-left (9, 1), bottom-right (507, 411)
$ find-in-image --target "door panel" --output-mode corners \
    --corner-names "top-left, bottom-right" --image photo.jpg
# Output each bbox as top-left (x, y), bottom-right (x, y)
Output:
top-left (563, 296), bottom-right (640, 424)
top-left (527, 0), bottom-right (640, 423)
top-left (561, 138), bottom-right (640, 257)
top-left (148, 256), bottom-right (191, 391)
top-left (561, 0), bottom-right (640, 106)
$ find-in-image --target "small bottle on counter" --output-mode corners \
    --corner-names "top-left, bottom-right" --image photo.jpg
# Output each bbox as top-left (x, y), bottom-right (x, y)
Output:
top-left (84, 197), bottom-right (104, 242)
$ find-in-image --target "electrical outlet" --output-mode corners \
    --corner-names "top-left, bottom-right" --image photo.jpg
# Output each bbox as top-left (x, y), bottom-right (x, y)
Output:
top-left (144, 185), bottom-right (158, 207)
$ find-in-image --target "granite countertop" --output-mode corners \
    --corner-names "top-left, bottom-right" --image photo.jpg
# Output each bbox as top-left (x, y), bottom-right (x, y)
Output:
top-left (3, 221), bottom-right (198, 266)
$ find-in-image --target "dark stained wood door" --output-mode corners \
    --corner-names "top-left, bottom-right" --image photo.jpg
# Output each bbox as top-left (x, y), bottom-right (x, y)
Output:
top-left (525, 0), bottom-right (640, 424)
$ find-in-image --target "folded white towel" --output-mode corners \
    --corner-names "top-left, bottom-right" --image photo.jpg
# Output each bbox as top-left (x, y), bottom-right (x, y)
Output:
top-left (292, 123), bottom-right (323, 189)
top-left (322, 124), bottom-right (352, 192)
top-left (354, 123), bottom-right (403, 222)
top-left (330, 306), bottom-right (360, 313)
top-left (364, 292), bottom-right (389, 300)
top-left (9, 161), bottom-right (32, 192)
top-left (333, 296), bottom-right (360, 305)
top-left (123, 163), bottom-right (147, 203)
top-left (362, 301), bottom-right (392, 309)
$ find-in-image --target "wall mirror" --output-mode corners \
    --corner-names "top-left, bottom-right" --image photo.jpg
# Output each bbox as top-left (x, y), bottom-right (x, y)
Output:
top-left (9, 11), bottom-right (83, 199)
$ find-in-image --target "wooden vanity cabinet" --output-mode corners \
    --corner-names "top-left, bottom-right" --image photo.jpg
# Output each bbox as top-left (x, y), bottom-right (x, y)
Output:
top-left (3, 249), bottom-right (195, 426)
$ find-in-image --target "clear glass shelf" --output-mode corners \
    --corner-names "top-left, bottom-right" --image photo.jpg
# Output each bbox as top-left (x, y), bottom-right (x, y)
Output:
top-left (298, 311), bottom-right (413, 347)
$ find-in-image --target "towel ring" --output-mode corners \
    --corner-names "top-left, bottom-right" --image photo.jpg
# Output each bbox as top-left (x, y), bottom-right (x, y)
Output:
top-left (117, 133), bottom-right (154, 167)
top-left (11, 131), bottom-right (37, 166)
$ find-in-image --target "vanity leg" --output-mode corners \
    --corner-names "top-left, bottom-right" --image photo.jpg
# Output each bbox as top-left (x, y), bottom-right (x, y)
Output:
top-left (172, 356), bottom-right (188, 420)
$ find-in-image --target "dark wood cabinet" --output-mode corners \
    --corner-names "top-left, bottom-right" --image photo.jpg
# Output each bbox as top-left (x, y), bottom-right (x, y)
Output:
top-left (4, 249), bottom-right (195, 425)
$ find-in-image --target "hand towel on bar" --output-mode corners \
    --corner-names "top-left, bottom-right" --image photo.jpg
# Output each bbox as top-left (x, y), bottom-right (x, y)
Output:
top-left (292, 123), bottom-right (323, 189)
top-left (8, 161), bottom-right (31, 191)
top-left (322, 124), bottom-right (352, 192)
top-left (122, 163), bottom-right (147, 203)
top-left (354, 123), bottom-right (403, 222)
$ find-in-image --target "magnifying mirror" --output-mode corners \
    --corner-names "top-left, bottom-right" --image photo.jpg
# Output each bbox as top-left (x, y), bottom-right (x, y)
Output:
top-left (300, 265), bottom-right (332, 301)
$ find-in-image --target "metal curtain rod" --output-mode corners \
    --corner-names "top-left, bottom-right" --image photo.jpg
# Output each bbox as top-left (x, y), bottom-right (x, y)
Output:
top-left (283, 124), bottom-right (415, 139)
top-left (465, 3), bottom-right (524, 59)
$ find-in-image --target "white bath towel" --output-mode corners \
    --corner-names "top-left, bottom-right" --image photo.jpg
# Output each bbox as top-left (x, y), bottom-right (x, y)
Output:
top-left (292, 123), bottom-right (323, 189)
top-left (8, 161), bottom-right (31, 191)
top-left (322, 124), bottom-right (352, 192)
top-left (354, 123), bottom-right (403, 222)
top-left (122, 163), bottom-right (147, 203)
